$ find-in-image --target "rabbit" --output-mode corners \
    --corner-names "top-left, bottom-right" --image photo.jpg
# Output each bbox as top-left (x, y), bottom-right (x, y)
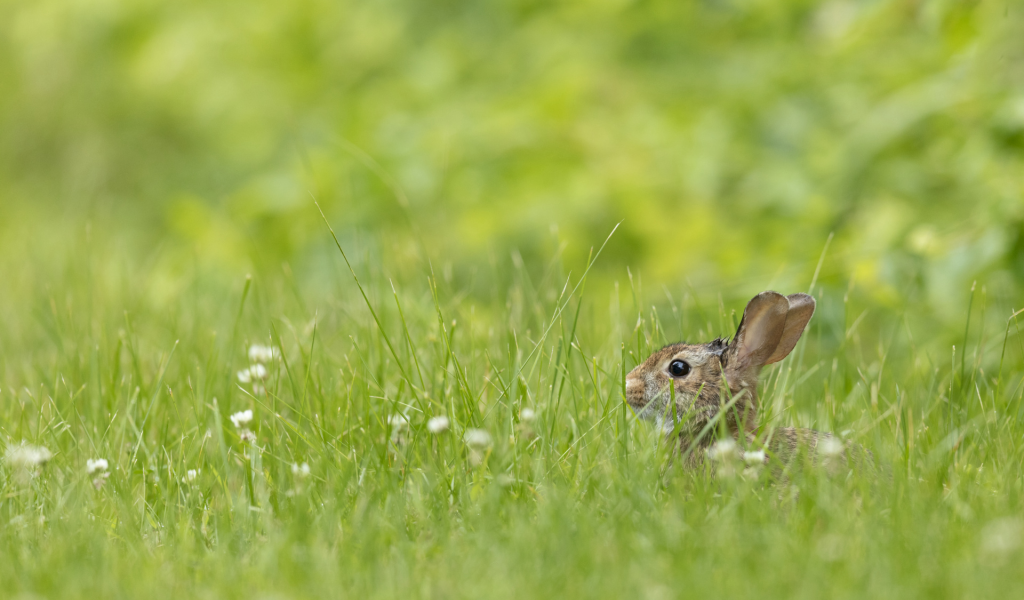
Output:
top-left (626, 290), bottom-right (870, 475)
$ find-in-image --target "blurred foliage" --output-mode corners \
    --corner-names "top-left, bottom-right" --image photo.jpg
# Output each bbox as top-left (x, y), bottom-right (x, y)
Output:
top-left (1, 0), bottom-right (1023, 323)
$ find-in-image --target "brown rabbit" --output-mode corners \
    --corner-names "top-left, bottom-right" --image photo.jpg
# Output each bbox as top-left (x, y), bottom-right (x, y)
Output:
top-left (626, 291), bottom-right (868, 474)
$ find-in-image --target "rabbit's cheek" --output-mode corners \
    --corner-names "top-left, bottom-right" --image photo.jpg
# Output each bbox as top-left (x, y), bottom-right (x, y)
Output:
top-left (647, 385), bottom-right (698, 421)
top-left (636, 392), bottom-right (666, 420)
top-left (630, 379), bottom-right (676, 421)
top-left (669, 382), bottom-right (697, 408)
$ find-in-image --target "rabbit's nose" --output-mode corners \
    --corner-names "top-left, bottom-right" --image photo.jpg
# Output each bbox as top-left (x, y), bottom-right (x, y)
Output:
top-left (625, 376), bottom-right (643, 397)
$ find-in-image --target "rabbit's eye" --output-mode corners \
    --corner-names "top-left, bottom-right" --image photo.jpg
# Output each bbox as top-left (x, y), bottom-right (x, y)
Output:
top-left (668, 360), bottom-right (691, 377)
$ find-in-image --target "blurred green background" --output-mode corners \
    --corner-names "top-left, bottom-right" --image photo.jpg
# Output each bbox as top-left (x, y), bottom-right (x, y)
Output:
top-left (1, 0), bottom-right (1023, 325)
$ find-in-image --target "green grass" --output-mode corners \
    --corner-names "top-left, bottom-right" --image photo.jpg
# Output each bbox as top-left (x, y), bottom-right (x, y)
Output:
top-left (2, 224), bottom-right (1024, 600)
top-left (2, 0), bottom-right (1024, 596)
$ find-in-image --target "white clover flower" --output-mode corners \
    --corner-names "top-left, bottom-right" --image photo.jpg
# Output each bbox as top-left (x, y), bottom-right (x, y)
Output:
top-left (248, 344), bottom-right (281, 364)
top-left (230, 409), bottom-right (253, 428)
top-left (819, 437), bottom-right (844, 458)
top-left (743, 450), bottom-right (766, 466)
top-left (248, 364), bottom-right (268, 380)
top-left (236, 365), bottom-right (268, 384)
top-left (183, 468), bottom-right (200, 483)
top-left (520, 408), bottom-right (536, 423)
top-left (291, 462), bottom-right (311, 478)
top-left (386, 414), bottom-right (410, 448)
top-left (464, 428), bottom-right (493, 449)
top-left (708, 438), bottom-right (738, 462)
top-left (464, 428), bottom-right (493, 467)
top-left (239, 430), bottom-right (257, 444)
top-left (427, 416), bottom-right (450, 434)
top-left (88, 458), bottom-right (111, 489)
top-left (4, 442), bottom-right (53, 470)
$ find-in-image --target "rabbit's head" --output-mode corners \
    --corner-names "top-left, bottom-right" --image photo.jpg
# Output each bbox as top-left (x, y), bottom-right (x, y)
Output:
top-left (625, 291), bottom-right (815, 442)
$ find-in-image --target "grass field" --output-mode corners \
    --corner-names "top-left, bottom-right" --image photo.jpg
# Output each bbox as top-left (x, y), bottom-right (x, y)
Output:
top-left (2, 215), bottom-right (1024, 599)
top-left (3, 0), bottom-right (1024, 597)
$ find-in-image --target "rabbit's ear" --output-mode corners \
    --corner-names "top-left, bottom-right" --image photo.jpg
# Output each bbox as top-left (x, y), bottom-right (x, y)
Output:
top-left (724, 291), bottom-right (789, 375)
top-left (764, 293), bottom-right (816, 364)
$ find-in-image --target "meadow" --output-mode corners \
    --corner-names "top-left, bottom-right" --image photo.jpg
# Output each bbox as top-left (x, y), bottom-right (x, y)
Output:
top-left (3, 0), bottom-right (1024, 597)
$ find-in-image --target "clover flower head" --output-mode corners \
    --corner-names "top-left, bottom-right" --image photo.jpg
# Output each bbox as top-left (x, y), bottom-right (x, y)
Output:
top-left (230, 409), bottom-right (253, 428)
top-left (87, 458), bottom-right (111, 489)
top-left (248, 344), bottom-right (281, 364)
top-left (819, 437), bottom-right (844, 457)
top-left (5, 442), bottom-right (52, 470)
top-left (708, 438), bottom-right (738, 462)
top-left (238, 362), bottom-right (268, 385)
top-left (427, 416), bottom-right (450, 434)
top-left (464, 428), bottom-right (493, 449)
top-left (743, 450), bottom-right (766, 466)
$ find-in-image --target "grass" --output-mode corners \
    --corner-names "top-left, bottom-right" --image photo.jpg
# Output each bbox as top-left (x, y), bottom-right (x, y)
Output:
top-left (2, 220), bottom-right (1024, 600)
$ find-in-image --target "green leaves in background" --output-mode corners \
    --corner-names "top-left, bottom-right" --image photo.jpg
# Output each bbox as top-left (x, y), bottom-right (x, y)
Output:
top-left (1, 0), bottom-right (1022, 320)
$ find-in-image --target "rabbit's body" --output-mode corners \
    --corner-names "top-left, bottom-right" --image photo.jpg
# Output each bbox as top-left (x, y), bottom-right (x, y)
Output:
top-left (670, 426), bottom-right (866, 475)
top-left (627, 291), bottom-right (872, 475)
top-left (762, 427), bottom-right (874, 475)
